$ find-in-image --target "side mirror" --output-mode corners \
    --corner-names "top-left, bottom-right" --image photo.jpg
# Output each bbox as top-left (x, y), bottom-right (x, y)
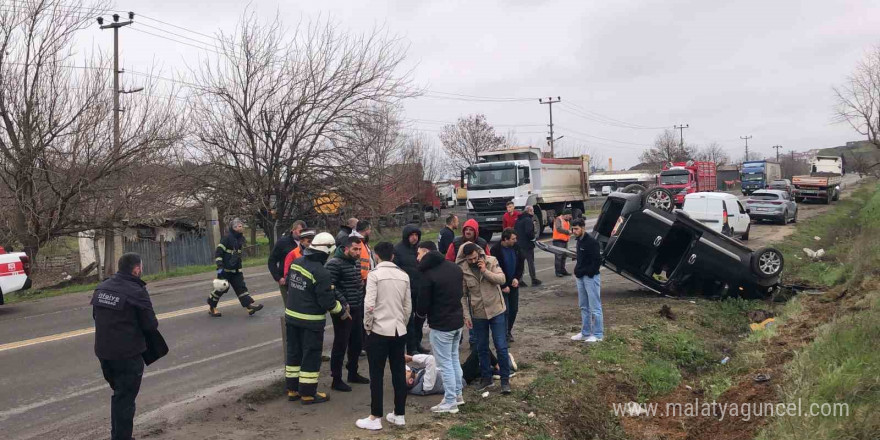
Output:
top-left (746, 209), bottom-right (751, 214)
top-left (523, 177), bottom-right (531, 184)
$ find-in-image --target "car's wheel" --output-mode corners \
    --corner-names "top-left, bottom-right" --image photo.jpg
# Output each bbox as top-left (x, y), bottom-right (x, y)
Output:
top-left (621, 184), bottom-right (647, 195)
top-left (479, 229), bottom-right (494, 243)
top-left (644, 187), bottom-right (674, 212)
top-left (741, 224), bottom-right (750, 241)
top-left (791, 208), bottom-right (797, 223)
top-left (751, 247), bottom-right (784, 279)
top-left (779, 210), bottom-right (788, 225)
top-left (832, 189), bottom-right (840, 201)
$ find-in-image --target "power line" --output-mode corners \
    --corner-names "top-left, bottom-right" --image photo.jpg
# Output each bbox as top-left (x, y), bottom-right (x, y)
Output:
top-left (561, 101), bottom-right (669, 130)
top-left (555, 125), bottom-right (649, 147)
top-left (674, 124), bottom-right (689, 152)
top-left (133, 21), bottom-right (219, 48)
top-left (128, 27), bottom-right (224, 56)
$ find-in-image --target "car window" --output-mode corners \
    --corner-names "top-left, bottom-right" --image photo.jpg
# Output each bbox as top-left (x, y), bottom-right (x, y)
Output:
top-left (751, 192), bottom-right (779, 200)
top-left (737, 200), bottom-right (747, 214)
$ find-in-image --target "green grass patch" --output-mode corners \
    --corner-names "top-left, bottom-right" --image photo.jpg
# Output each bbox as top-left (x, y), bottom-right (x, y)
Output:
top-left (446, 422), bottom-right (486, 440)
top-left (699, 297), bottom-right (769, 335)
top-left (637, 323), bottom-right (714, 372)
top-left (635, 358), bottom-right (682, 398)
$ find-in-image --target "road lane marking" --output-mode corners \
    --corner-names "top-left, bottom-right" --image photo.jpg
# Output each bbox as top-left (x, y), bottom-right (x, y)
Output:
top-left (0, 291), bottom-right (281, 353)
top-left (0, 338), bottom-right (283, 421)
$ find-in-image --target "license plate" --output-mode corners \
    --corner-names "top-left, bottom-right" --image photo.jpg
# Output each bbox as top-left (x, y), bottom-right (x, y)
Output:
top-left (485, 217), bottom-right (498, 222)
top-left (755, 207), bottom-right (768, 211)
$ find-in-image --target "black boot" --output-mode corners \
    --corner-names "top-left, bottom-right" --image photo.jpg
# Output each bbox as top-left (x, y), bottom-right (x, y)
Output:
top-left (331, 377), bottom-right (352, 392)
top-left (532, 279), bottom-right (543, 286)
top-left (501, 378), bottom-right (512, 395)
top-left (348, 372), bottom-right (370, 384)
top-left (247, 303), bottom-right (263, 315)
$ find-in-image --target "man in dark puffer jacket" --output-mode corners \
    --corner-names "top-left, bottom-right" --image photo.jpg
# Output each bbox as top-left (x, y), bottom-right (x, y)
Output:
top-left (325, 236), bottom-right (370, 391)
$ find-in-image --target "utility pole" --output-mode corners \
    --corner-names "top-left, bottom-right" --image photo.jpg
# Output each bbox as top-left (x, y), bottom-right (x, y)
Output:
top-left (539, 96), bottom-right (561, 157)
top-left (674, 124), bottom-right (689, 152)
top-left (97, 12), bottom-right (136, 156)
top-left (772, 145), bottom-right (782, 162)
top-left (97, 12), bottom-right (138, 277)
top-left (740, 135), bottom-right (753, 161)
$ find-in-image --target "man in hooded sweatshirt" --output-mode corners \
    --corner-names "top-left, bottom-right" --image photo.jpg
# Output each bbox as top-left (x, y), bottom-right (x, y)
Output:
top-left (208, 218), bottom-right (263, 317)
top-left (444, 219), bottom-right (491, 262)
top-left (394, 224), bottom-right (430, 355)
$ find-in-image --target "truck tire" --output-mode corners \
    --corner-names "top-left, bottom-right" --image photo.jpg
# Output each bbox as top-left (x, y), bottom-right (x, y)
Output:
top-left (572, 208), bottom-right (583, 219)
top-left (644, 187), bottom-right (674, 212)
top-left (740, 224), bottom-right (750, 241)
top-left (751, 247), bottom-right (784, 280)
top-left (825, 191), bottom-right (832, 205)
top-left (832, 188), bottom-right (840, 201)
top-left (621, 184), bottom-right (647, 195)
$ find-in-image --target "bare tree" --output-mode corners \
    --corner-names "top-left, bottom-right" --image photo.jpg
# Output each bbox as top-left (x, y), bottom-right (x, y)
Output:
top-left (188, 12), bottom-right (415, 244)
top-left (834, 46), bottom-right (880, 149)
top-left (696, 142), bottom-right (731, 166)
top-left (439, 114), bottom-right (507, 173)
top-left (0, 1), bottom-right (185, 258)
top-left (639, 129), bottom-right (698, 168)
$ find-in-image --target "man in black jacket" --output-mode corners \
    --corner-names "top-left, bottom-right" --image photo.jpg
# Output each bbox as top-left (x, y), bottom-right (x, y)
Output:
top-left (336, 217), bottom-right (358, 246)
top-left (208, 219), bottom-right (263, 317)
top-left (268, 220), bottom-right (307, 304)
top-left (514, 206), bottom-right (541, 287)
top-left (285, 232), bottom-right (345, 404)
top-left (490, 228), bottom-right (524, 343)
top-left (438, 214), bottom-right (458, 258)
top-left (92, 253), bottom-right (159, 440)
top-left (326, 236), bottom-right (370, 391)
top-left (416, 242), bottom-right (465, 412)
top-left (570, 218), bottom-right (604, 343)
top-left (394, 224), bottom-right (430, 355)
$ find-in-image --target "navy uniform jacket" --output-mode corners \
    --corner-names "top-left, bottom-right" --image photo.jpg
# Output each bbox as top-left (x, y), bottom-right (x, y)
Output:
top-left (91, 272), bottom-right (159, 360)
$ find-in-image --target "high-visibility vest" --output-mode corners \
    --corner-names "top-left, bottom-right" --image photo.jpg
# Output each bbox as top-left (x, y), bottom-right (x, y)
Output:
top-left (359, 245), bottom-right (375, 280)
top-left (553, 218), bottom-right (571, 241)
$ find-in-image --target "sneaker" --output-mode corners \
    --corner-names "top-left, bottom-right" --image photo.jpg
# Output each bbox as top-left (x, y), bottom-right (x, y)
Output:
top-left (561, 271), bottom-right (572, 276)
top-left (348, 373), bottom-right (370, 384)
top-left (493, 371), bottom-right (517, 380)
top-left (500, 379), bottom-right (512, 395)
top-left (431, 401), bottom-right (460, 414)
top-left (355, 416), bottom-right (382, 431)
top-left (571, 333), bottom-right (588, 341)
top-left (532, 279), bottom-right (543, 286)
top-left (332, 378), bottom-right (352, 392)
top-left (247, 304), bottom-right (263, 315)
top-left (455, 394), bottom-right (465, 406)
top-left (509, 353), bottom-right (518, 371)
top-left (301, 392), bottom-right (330, 405)
top-left (385, 413), bottom-right (406, 426)
top-left (287, 390), bottom-right (300, 401)
top-left (476, 377), bottom-right (494, 391)
top-left (583, 336), bottom-right (603, 343)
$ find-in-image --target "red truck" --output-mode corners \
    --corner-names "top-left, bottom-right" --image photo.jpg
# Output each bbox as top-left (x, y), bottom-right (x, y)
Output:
top-left (643, 161), bottom-right (717, 211)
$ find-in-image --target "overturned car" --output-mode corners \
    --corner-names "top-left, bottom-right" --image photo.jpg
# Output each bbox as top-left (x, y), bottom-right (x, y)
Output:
top-left (538, 191), bottom-right (784, 299)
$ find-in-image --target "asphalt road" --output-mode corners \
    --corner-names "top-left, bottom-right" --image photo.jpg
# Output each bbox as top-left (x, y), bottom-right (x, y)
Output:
top-left (0, 221), bottom-right (596, 440)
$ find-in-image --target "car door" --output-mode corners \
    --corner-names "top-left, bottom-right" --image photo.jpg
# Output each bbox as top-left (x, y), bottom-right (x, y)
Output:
top-left (735, 199), bottom-right (750, 231)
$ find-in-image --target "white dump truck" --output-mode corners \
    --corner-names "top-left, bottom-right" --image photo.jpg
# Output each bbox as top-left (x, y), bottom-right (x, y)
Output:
top-left (792, 156), bottom-right (844, 204)
top-left (462, 147), bottom-right (590, 241)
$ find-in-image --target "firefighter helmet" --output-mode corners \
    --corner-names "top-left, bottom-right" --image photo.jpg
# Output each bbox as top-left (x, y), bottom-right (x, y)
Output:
top-left (309, 232), bottom-right (336, 254)
top-left (213, 278), bottom-right (230, 293)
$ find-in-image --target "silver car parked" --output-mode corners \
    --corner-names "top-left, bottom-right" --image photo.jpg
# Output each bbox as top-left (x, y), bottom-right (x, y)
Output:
top-left (745, 189), bottom-right (798, 225)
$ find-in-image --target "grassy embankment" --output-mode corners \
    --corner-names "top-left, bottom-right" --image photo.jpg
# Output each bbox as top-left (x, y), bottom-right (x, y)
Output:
top-left (438, 181), bottom-right (879, 440)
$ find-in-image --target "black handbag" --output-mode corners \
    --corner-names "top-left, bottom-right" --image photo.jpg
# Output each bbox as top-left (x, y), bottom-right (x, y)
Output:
top-left (142, 329), bottom-right (169, 366)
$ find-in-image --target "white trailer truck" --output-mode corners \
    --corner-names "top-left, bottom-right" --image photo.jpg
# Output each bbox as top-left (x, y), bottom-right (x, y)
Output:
top-left (462, 147), bottom-right (589, 241)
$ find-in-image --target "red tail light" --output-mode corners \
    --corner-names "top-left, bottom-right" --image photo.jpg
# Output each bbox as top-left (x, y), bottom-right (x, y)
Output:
top-left (723, 206), bottom-right (729, 224)
top-left (19, 255), bottom-right (31, 276)
top-left (769, 201), bottom-right (783, 205)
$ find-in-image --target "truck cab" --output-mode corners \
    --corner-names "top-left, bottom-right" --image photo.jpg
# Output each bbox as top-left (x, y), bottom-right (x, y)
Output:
top-left (741, 160), bottom-right (782, 195)
top-left (658, 161), bottom-right (717, 206)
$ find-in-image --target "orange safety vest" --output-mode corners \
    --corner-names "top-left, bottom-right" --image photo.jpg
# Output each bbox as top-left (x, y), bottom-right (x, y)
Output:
top-left (359, 245), bottom-right (375, 280)
top-left (553, 218), bottom-right (571, 241)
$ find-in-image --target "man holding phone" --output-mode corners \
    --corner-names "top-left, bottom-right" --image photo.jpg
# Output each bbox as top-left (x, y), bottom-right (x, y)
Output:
top-left (456, 243), bottom-right (511, 394)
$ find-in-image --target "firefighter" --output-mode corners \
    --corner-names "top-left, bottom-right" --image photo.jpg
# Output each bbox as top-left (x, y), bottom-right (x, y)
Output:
top-left (207, 218), bottom-right (264, 317)
top-left (285, 232), bottom-right (346, 405)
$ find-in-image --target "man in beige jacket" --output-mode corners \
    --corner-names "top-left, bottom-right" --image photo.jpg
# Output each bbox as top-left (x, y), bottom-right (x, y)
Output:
top-left (457, 242), bottom-right (512, 394)
top-left (357, 242), bottom-right (411, 431)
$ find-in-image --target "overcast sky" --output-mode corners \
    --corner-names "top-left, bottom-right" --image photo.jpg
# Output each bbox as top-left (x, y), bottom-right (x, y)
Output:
top-left (76, 0), bottom-right (880, 169)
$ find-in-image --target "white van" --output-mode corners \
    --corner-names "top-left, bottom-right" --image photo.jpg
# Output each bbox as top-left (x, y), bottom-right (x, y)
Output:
top-left (601, 185), bottom-right (613, 196)
top-left (681, 192), bottom-right (751, 240)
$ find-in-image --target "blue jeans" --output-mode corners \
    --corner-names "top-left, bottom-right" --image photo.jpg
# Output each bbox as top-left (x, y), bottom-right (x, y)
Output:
top-left (429, 328), bottom-right (464, 404)
top-left (473, 314), bottom-right (510, 380)
top-left (576, 274), bottom-right (603, 338)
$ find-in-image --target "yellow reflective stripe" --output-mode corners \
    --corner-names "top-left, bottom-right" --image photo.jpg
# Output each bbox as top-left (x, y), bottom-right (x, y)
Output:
top-left (286, 366), bottom-right (301, 372)
top-left (285, 372), bottom-right (299, 378)
top-left (214, 257), bottom-right (222, 261)
top-left (289, 264), bottom-right (315, 283)
top-left (330, 301), bottom-right (342, 314)
top-left (217, 244), bottom-right (227, 251)
top-left (300, 371), bottom-right (319, 378)
top-left (299, 377), bottom-right (318, 384)
top-left (285, 308), bottom-right (326, 320)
